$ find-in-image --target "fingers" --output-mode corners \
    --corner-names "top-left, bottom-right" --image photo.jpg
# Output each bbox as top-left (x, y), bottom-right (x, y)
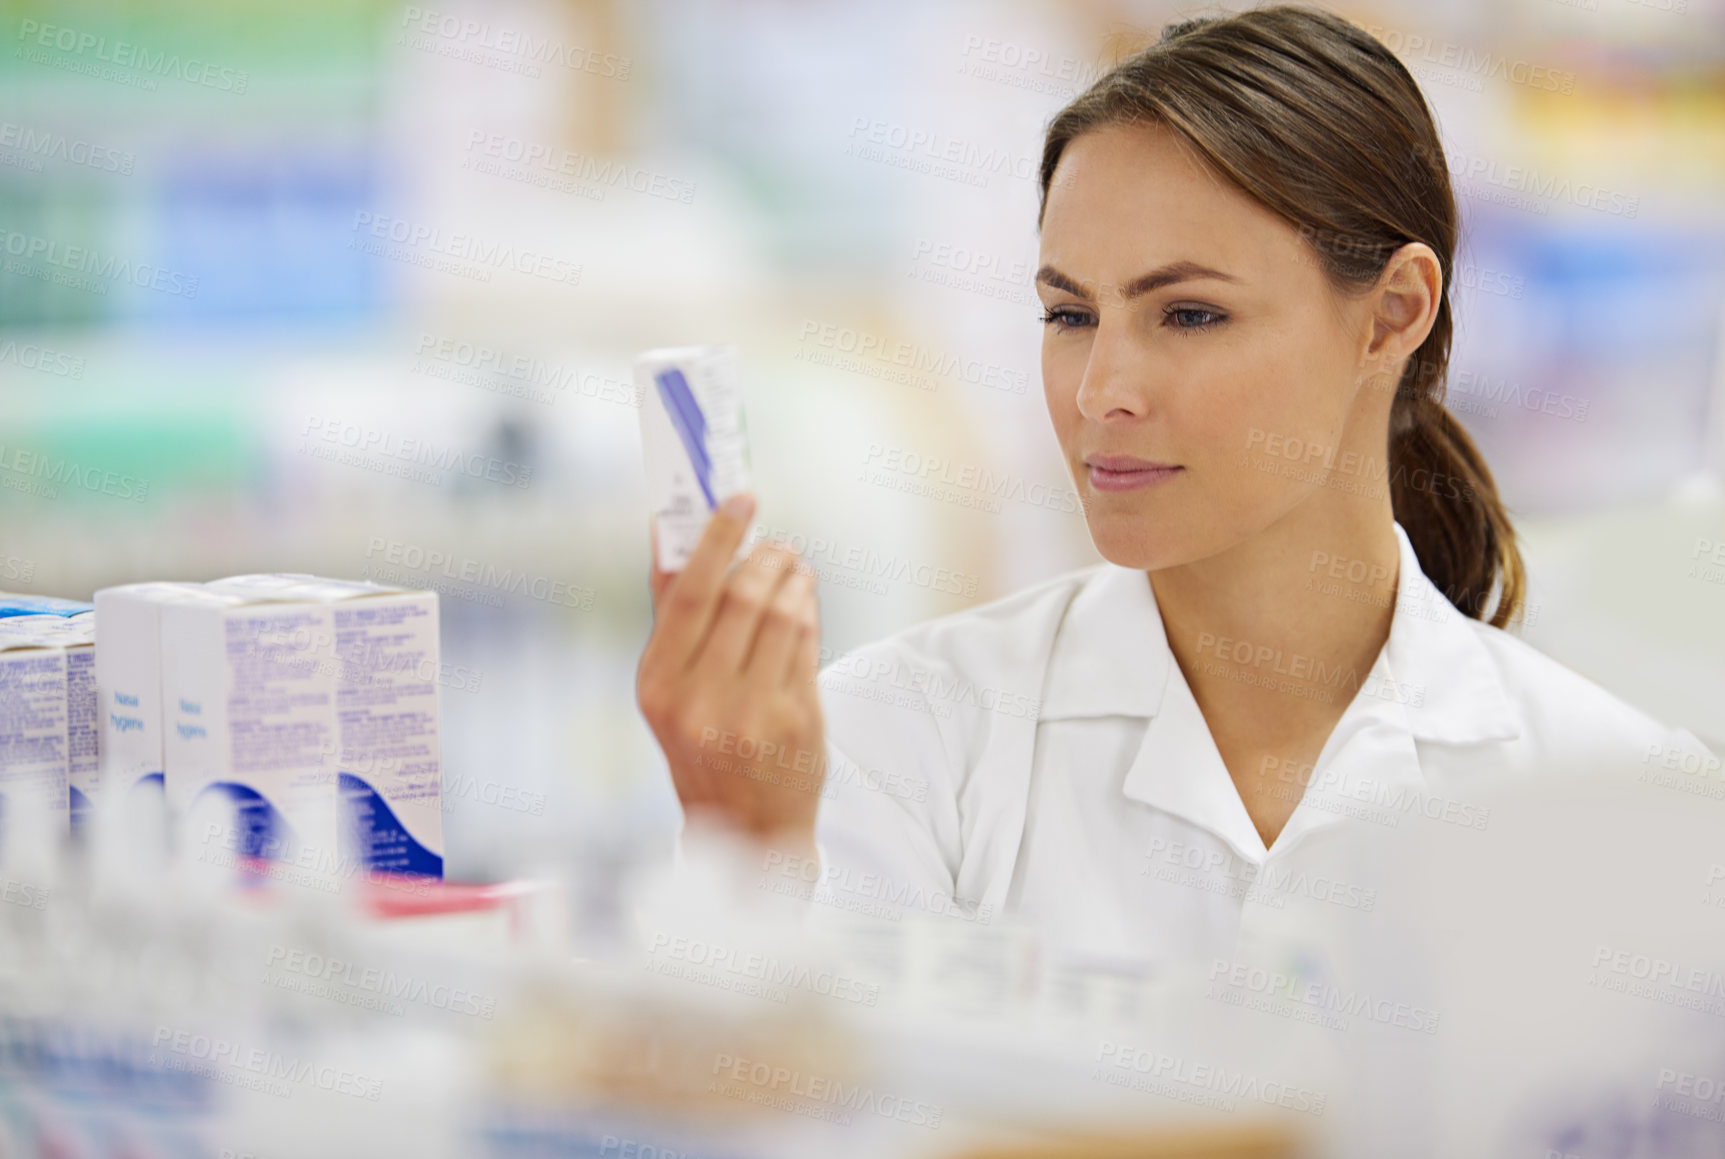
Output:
top-left (648, 493), bottom-right (756, 672)
top-left (791, 582), bottom-right (823, 687)
top-left (696, 541), bottom-right (801, 677)
top-left (748, 562), bottom-right (816, 683)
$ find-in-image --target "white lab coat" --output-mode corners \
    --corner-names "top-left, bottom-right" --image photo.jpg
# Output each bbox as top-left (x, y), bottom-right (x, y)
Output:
top-left (811, 520), bottom-right (1717, 970)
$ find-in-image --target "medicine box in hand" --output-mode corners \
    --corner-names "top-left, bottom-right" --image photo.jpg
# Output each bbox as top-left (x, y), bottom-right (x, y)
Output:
top-left (635, 345), bottom-right (752, 571)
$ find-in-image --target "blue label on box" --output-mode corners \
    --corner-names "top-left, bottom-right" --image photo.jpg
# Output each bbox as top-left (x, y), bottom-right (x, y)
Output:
top-left (340, 772), bottom-right (443, 878)
top-left (0, 595), bottom-right (93, 618)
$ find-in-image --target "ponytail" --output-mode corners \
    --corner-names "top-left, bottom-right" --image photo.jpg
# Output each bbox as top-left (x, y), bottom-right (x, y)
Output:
top-left (1391, 393), bottom-right (1527, 627)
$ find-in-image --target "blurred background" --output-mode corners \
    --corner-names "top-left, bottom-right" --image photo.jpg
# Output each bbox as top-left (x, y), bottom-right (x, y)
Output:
top-left (1, 0), bottom-right (1722, 883)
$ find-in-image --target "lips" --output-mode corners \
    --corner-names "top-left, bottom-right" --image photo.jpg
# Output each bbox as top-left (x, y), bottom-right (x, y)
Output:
top-left (1084, 455), bottom-right (1182, 493)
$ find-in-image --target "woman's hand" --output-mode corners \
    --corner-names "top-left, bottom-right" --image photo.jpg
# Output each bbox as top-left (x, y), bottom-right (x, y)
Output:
top-left (637, 493), bottom-right (826, 854)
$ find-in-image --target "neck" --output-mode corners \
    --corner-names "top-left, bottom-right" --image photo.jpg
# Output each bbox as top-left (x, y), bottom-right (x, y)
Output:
top-left (1150, 494), bottom-right (1401, 714)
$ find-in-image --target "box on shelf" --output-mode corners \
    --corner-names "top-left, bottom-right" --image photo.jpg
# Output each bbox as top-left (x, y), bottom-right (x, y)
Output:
top-left (0, 624), bottom-right (72, 835)
top-left (201, 575), bottom-right (444, 879)
top-left (92, 583), bottom-right (215, 819)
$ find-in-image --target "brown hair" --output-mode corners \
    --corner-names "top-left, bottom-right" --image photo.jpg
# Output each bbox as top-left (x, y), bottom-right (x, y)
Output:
top-left (1037, 5), bottom-right (1526, 627)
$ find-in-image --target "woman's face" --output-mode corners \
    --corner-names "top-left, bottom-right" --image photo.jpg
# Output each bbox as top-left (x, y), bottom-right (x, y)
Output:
top-left (1037, 120), bottom-right (1403, 571)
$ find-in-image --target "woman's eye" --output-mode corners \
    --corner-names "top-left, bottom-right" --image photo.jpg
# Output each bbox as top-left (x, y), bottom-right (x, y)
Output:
top-left (1165, 306), bottom-right (1225, 333)
top-left (1038, 307), bottom-right (1093, 332)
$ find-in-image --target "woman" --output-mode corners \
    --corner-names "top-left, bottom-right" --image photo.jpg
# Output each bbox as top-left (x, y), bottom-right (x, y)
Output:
top-left (636, 7), bottom-right (1713, 967)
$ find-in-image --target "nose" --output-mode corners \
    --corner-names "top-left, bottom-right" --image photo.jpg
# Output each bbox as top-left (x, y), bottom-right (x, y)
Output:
top-left (1073, 321), bottom-right (1151, 422)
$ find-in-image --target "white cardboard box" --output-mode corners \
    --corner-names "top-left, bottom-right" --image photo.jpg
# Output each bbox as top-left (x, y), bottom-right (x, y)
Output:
top-left (0, 626), bottom-right (70, 834)
top-left (203, 575), bottom-right (444, 878)
top-left (92, 583), bottom-right (212, 813)
top-left (161, 589), bottom-right (338, 869)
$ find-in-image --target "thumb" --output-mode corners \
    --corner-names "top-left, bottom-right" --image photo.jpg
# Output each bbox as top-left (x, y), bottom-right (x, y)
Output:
top-left (648, 517), bottom-right (675, 611)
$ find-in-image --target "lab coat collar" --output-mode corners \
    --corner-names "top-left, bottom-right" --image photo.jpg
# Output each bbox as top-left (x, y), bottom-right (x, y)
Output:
top-left (1037, 562), bottom-right (1174, 721)
top-left (1038, 520), bottom-right (1519, 745)
top-left (1380, 520), bottom-right (1521, 745)
top-left (1035, 520), bottom-right (1521, 862)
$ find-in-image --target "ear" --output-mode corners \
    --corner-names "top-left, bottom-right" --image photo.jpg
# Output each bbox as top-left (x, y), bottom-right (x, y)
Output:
top-left (1363, 241), bottom-right (1442, 379)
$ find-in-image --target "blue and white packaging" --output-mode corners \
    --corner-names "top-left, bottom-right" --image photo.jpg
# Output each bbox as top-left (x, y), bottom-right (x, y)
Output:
top-left (0, 626), bottom-right (70, 835)
top-left (51, 617), bottom-right (95, 834)
top-left (62, 624), bottom-right (96, 834)
top-left (635, 345), bottom-right (752, 571)
top-left (0, 614), bottom-right (84, 635)
top-left (204, 575), bottom-right (444, 878)
top-left (0, 591), bottom-right (93, 620)
top-left (0, 616), bottom-right (93, 832)
top-left (160, 589), bottom-right (339, 871)
top-left (92, 583), bottom-right (212, 812)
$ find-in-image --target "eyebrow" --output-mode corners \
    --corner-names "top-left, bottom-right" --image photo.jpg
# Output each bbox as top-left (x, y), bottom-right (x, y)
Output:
top-left (1035, 259), bottom-right (1241, 302)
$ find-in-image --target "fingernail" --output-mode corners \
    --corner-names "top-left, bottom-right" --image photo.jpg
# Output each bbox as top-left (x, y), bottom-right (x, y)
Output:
top-left (720, 492), bottom-right (755, 521)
